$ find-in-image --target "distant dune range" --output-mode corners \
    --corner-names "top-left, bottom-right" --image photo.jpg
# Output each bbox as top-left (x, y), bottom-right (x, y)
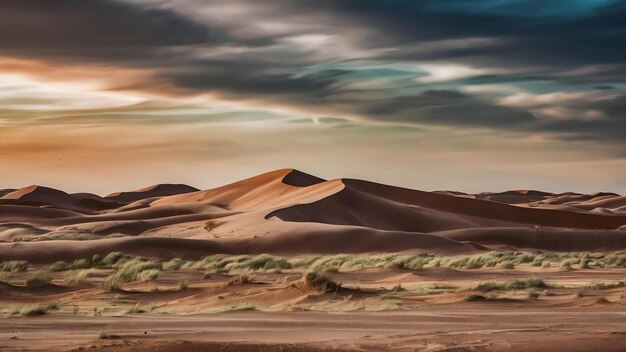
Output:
top-left (1, 169), bottom-right (625, 263)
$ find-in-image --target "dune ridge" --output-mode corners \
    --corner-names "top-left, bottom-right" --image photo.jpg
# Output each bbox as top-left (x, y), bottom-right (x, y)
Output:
top-left (1, 169), bottom-right (625, 262)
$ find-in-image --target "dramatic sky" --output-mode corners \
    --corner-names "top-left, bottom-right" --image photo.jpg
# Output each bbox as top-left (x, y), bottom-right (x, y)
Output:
top-left (1, 0), bottom-right (625, 194)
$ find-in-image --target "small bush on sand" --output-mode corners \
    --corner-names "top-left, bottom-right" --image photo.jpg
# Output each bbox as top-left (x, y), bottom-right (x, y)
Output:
top-left (94, 252), bottom-right (125, 267)
top-left (244, 255), bottom-right (292, 271)
top-left (54, 260), bottom-right (87, 272)
top-left (304, 269), bottom-right (339, 293)
top-left (465, 294), bottom-right (487, 301)
top-left (163, 258), bottom-right (188, 271)
top-left (64, 269), bottom-right (96, 283)
top-left (204, 220), bottom-right (223, 232)
top-left (502, 262), bottom-right (515, 269)
top-left (9, 303), bottom-right (59, 317)
top-left (25, 271), bottom-right (53, 286)
top-left (509, 278), bottom-right (546, 289)
top-left (0, 261), bottom-right (28, 272)
top-left (528, 291), bottom-right (540, 299)
top-left (101, 258), bottom-right (161, 291)
top-left (475, 281), bottom-right (506, 291)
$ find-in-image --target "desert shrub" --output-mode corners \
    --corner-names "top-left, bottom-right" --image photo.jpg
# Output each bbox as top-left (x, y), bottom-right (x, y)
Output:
top-left (101, 258), bottom-right (161, 291)
top-left (528, 291), bottom-right (540, 299)
top-left (304, 269), bottom-right (339, 293)
top-left (580, 258), bottom-right (590, 269)
top-left (163, 258), bottom-right (188, 271)
top-left (204, 220), bottom-right (223, 232)
top-left (48, 261), bottom-right (69, 272)
top-left (475, 281), bottom-right (506, 291)
top-left (516, 254), bottom-right (535, 264)
top-left (64, 269), bottom-right (96, 283)
top-left (9, 303), bottom-right (59, 317)
top-left (509, 278), bottom-right (546, 289)
top-left (531, 258), bottom-right (544, 267)
top-left (25, 271), bottom-right (53, 286)
top-left (591, 281), bottom-right (624, 290)
top-left (135, 269), bottom-right (160, 282)
top-left (474, 278), bottom-right (546, 291)
top-left (541, 261), bottom-right (551, 268)
top-left (502, 262), bottom-right (515, 269)
top-left (179, 280), bottom-right (189, 290)
top-left (0, 261), bottom-right (28, 272)
top-left (94, 252), bottom-right (126, 267)
top-left (465, 294), bottom-right (487, 301)
top-left (245, 255), bottom-right (292, 270)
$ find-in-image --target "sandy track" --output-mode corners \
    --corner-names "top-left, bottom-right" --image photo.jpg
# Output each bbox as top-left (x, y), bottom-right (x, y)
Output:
top-left (1, 308), bottom-right (625, 352)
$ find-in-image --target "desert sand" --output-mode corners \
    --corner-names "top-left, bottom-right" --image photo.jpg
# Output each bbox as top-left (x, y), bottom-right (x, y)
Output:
top-left (1, 169), bottom-right (625, 351)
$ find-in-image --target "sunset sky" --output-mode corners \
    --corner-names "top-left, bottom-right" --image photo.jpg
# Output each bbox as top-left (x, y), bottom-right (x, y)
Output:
top-left (1, 0), bottom-right (625, 194)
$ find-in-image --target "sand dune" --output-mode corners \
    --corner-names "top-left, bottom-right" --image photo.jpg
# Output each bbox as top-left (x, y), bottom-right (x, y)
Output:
top-left (1, 169), bottom-right (625, 262)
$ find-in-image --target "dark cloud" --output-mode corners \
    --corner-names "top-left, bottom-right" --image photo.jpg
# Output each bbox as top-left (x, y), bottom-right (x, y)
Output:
top-left (0, 0), bottom-right (228, 62)
top-left (360, 90), bottom-right (536, 126)
top-left (0, 0), bottom-right (624, 146)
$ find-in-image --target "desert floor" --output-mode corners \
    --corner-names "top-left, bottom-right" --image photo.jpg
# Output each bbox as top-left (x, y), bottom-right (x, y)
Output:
top-left (1, 254), bottom-right (625, 352)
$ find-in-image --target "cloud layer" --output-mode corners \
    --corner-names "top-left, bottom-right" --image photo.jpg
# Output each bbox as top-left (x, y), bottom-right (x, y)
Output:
top-left (0, 0), bottom-right (624, 191)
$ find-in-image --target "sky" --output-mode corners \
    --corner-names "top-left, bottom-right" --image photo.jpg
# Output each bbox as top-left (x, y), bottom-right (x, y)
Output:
top-left (1, 0), bottom-right (625, 194)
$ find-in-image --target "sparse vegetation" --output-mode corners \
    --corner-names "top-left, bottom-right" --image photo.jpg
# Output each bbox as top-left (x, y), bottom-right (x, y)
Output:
top-left (9, 303), bottom-right (59, 317)
top-left (64, 269), bottom-right (96, 283)
top-left (0, 260), bottom-right (28, 272)
top-left (204, 220), bottom-right (224, 232)
top-left (25, 270), bottom-right (53, 286)
top-left (474, 278), bottom-right (546, 292)
top-left (465, 294), bottom-right (487, 301)
top-left (48, 259), bottom-right (91, 272)
top-left (124, 304), bottom-right (156, 314)
top-left (101, 258), bottom-right (161, 291)
top-left (305, 269), bottom-right (339, 293)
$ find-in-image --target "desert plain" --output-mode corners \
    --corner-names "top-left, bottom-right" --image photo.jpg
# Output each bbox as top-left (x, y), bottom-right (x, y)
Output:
top-left (0, 169), bottom-right (625, 351)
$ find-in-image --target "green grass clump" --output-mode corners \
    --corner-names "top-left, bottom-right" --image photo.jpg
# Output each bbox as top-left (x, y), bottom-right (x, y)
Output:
top-left (243, 255), bottom-right (291, 270)
top-left (304, 269), bottom-right (339, 293)
top-left (474, 278), bottom-right (546, 292)
top-left (25, 271), bottom-right (53, 286)
top-left (9, 303), bottom-right (59, 317)
top-left (528, 291), bottom-right (540, 299)
top-left (49, 259), bottom-right (92, 272)
top-left (501, 262), bottom-right (515, 269)
top-left (0, 261), bottom-right (28, 272)
top-left (509, 278), bottom-right (546, 289)
top-left (94, 252), bottom-right (126, 268)
top-left (475, 281), bottom-right (506, 291)
top-left (101, 258), bottom-right (161, 291)
top-left (64, 269), bottom-right (96, 283)
top-left (163, 258), bottom-right (189, 271)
